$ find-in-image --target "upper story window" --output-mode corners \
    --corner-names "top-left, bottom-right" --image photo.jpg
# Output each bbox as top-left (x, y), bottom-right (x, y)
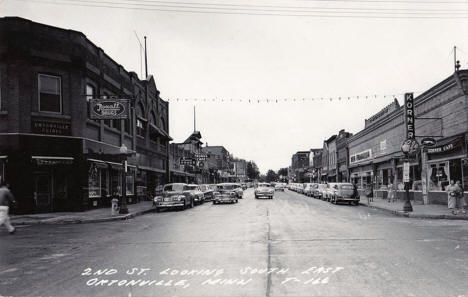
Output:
top-left (86, 84), bottom-right (97, 121)
top-left (38, 74), bottom-right (61, 113)
top-left (136, 118), bottom-right (145, 137)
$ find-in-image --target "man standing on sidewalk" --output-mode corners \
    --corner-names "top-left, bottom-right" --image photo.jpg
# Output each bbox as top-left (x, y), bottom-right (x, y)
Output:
top-left (0, 182), bottom-right (16, 234)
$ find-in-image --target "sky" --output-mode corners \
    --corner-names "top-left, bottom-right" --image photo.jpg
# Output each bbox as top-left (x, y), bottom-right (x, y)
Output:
top-left (2, 0), bottom-right (468, 173)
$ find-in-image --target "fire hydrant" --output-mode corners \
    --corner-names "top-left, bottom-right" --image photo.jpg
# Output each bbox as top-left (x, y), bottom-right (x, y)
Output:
top-left (111, 198), bottom-right (119, 215)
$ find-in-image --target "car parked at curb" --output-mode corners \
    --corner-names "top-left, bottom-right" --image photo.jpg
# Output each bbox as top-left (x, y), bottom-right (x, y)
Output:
top-left (328, 183), bottom-right (360, 205)
top-left (185, 184), bottom-right (205, 205)
top-left (200, 184), bottom-right (214, 202)
top-left (274, 183), bottom-right (286, 191)
top-left (316, 184), bottom-right (328, 200)
top-left (303, 183), bottom-right (316, 196)
top-left (153, 183), bottom-right (194, 211)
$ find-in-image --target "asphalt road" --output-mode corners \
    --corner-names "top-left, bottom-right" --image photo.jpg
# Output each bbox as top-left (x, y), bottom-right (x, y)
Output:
top-left (1, 188), bottom-right (468, 297)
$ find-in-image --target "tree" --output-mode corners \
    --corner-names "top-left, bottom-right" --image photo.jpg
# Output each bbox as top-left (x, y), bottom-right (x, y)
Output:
top-left (246, 161), bottom-right (260, 180)
top-left (277, 167), bottom-right (288, 177)
top-left (266, 170), bottom-right (278, 183)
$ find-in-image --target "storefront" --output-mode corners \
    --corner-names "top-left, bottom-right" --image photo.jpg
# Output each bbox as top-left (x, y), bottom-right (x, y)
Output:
top-left (425, 133), bottom-right (468, 204)
top-left (86, 158), bottom-right (137, 207)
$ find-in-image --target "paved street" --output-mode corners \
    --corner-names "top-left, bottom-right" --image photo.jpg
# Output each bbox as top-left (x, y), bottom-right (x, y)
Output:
top-left (1, 189), bottom-right (468, 297)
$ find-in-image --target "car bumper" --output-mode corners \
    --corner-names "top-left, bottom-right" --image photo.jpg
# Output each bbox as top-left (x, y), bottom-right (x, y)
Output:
top-left (214, 197), bottom-right (236, 203)
top-left (155, 202), bottom-right (184, 208)
top-left (336, 197), bottom-right (360, 202)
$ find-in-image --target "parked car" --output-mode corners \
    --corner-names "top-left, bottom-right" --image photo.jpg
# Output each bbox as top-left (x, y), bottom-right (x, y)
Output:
top-left (328, 183), bottom-right (360, 205)
top-left (297, 183), bottom-right (306, 194)
top-left (213, 184), bottom-right (238, 204)
top-left (255, 183), bottom-right (274, 199)
top-left (232, 183), bottom-right (244, 198)
top-left (200, 184), bottom-right (214, 201)
top-left (241, 183), bottom-right (248, 190)
top-left (153, 183), bottom-right (194, 211)
top-left (316, 184), bottom-right (328, 200)
top-left (303, 183), bottom-right (315, 196)
top-left (185, 184), bottom-right (205, 205)
top-left (274, 183), bottom-right (285, 191)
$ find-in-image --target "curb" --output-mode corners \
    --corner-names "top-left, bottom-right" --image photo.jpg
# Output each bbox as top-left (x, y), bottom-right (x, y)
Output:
top-left (359, 202), bottom-right (468, 221)
top-left (12, 208), bottom-right (156, 225)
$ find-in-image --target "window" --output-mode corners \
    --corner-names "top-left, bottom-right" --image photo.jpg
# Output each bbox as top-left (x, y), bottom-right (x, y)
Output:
top-left (429, 162), bottom-right (449, 191)
top-left (112, 119), bottom-right (121, 131)
top-left (102, 93), bottom-right (111, 127)
top-left (88, 167), bottom-right (101, 198)
top-left (38, 74), bottom-right (61, 113)
top-left (126, 173), bottom-right (135, 195)
top-left (86, 84), bottom-right (98, 121)
top-left (124, 111), bottom-right (132, 134)
top-left (136, 119), bottom-right (146, 137)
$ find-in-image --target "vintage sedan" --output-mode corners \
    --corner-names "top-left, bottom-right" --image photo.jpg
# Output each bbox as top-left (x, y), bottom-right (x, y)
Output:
top-left (329, 183), bottom-right (360, 205)
top-left (274, 183), bottom-right (286, 191)
top-left (213, 184), bottom-right (239, 204)
top-left (255, 183), bottom-right (274, 199)
top-left (315, 184), bottom-right (328, 199)
top-left (153, 183), bottom-right (194, 211)
top-left (185, 184), bottom-right (205, 205)
top-left (200, 184), bottom-right (214, 201)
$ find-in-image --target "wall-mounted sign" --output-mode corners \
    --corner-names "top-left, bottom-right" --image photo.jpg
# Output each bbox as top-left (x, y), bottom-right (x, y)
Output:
top-left (403, 162), bottom-right (410, 182)
top-left (180, 158), bottom-right (195, 165)
top-left (32, 120), bottom-right (71, 136)
top-left (350, 149), bottom-right (372, 164)
top-left (401, 139), bottom-right (419, 157)
top-left (404, 93), bottom-right (415, 139)
top-left (421, 137), bottom-right (436, 146)
top-left (195, 153), bottom-right (207, 161)
top-left (90, 99), bottom-right (130, 119)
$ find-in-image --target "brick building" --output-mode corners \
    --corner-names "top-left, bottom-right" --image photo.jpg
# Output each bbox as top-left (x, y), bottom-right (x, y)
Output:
top-left (0, 17), bottom-right (171, 213)
top-left (348, 70), bottom-right (468, 204)
top-left (336, 129), bottom-right (353, 182)
top-left (291, 151), bottom-right (310, 182)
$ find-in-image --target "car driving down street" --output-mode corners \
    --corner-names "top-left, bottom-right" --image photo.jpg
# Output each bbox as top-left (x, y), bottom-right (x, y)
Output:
top-left (255, 182), bottom-right (274, 199)
top-left (213, 183), bottom-right (239, 204)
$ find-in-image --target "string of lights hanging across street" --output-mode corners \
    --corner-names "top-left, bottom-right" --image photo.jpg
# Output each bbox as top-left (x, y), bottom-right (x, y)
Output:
top-left (164, 92), bottom-right (423, 103)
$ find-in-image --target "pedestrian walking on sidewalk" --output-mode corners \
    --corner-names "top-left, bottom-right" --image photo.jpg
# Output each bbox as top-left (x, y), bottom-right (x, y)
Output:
top-left (365, 183), bottom-right (374, 203)
top-left (0, 182), bottom-right (16, 234)
top-left (446, 180), bottom-right (459, 215)
top-left (455, 180), bottom-right (467, 214)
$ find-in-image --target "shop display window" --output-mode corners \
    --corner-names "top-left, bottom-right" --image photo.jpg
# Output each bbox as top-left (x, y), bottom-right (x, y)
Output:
top-left (126, 172), bottom-right (135, 195)
top-left (429, 162), bottom-right (449, 191)
top-left (88, 166), bottom-right (101, 198)
top-left (111, 169), bottom-right (122, 196)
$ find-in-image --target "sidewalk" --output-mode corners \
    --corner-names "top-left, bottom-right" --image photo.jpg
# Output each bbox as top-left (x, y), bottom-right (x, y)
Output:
top-left (10, 201), bottom-right (156, 225)
top-left (359, 196), bottom-right (468, 220)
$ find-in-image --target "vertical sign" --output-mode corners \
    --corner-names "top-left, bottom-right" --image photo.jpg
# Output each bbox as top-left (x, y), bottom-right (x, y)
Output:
top-left (403, 162), bottom-right (410, 182)
top-left (404, 93), bottom-right (415, 139)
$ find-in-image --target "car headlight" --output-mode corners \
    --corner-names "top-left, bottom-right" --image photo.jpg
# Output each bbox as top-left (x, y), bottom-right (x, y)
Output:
top-left (154, 196), bottom-right (163, 202)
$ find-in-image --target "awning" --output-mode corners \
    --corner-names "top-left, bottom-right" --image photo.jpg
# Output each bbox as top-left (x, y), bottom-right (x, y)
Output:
top-left (170, 169), bottom-right (195, 177)
top-left (427, 135), bottom-right (464, 155)
top-left (0, 156), bottom-right (7, 159)
top-left (88, 158), bottom-right (108, 169)
top-left (138, 165), bottom-right (166, 174)
top-left (107, 161), bottom-right (137, 170)
top-left (32, 156), bottom-right (74, 165)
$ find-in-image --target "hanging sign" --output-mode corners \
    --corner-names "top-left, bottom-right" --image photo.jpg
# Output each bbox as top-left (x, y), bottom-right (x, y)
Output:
top-left (403, 162), bottom-right (410, 182)
top-left (404, 92), bottom-right (415, 139)
top-left (90, 99), bottom-right (130, 119)
top-left (421, 137), bottom-right (436, 146)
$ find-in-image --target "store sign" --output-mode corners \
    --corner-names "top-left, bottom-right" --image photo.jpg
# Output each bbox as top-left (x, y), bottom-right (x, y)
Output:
top-left (403, 162), bottom-right (410, 182)
top-left (404, 92), bottom-right (415, 139)
top-left (380, 139), bottom-right (387, 152)
top-left (35, 159), bottom-right (73, 166)
top-left (350, 149), bottom-right (372, 164)
top-left (90, 99), bottom-right (130, 119)
top-left (195, 153), bottom-right (207, 160)
top-left (421, 138), bottom-right (436, 146)
top-left (180, 158), bottom-right (195, 165)
top-left (32, 120), bottom-right (71, 136)
top-left (427, 137), bottom-right (463, 154)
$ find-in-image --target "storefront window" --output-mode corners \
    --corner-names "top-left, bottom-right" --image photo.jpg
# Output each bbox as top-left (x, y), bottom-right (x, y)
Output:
top-left (101, 169), bottom-right (109, 197)
top-left (126, 172), bottom-right (135, 195)
top-left (88, 165), bottom-right (101, 198)
top-left (111, 169), bottom-right (122, 196)
top-left (429, 162), bottom-right (449, 191)
top-left (449, 159), bottom-right (462, 185)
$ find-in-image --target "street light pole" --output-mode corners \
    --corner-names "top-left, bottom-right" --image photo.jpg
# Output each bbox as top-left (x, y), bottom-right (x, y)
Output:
top-left (119, 145), bottom-right (129, 214)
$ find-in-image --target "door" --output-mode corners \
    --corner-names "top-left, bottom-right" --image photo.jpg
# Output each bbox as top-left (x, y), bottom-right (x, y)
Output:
top-left (34, 173), bottom-right (52, 212)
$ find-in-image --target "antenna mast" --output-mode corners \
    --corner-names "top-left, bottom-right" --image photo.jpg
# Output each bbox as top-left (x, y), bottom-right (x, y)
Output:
top-left (144, 36), bottom-right (148, 78)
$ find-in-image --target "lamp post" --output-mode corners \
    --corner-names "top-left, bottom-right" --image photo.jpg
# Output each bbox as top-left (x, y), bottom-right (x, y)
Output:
top-left (119, 144), bottom-right (129, 214)
top-left (401, 141), bottom-right (413, 212)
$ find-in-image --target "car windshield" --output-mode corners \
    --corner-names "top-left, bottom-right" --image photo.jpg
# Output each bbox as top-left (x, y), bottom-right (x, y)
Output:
top-left (258, 183), bottom-right (271, 187)
top-left (163, 184), bottom-right (185, 192)
top-left (340, 185), bottom-right (354, 190)
top-left (186, 185), bottom-right (198, 190)
top-left (218, 184), bottom-right (236, 190)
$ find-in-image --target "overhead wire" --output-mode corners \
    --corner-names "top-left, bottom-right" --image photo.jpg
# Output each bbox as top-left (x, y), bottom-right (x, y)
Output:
top-left (16, 0), bottom-right (468, 18)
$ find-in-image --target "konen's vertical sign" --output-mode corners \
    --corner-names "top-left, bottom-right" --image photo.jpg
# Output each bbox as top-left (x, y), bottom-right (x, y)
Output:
top-left (404, 93), bottom-right (415, 139)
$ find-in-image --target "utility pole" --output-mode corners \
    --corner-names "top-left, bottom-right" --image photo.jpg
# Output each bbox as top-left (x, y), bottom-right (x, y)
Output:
top-left (193, 106), bottom-right (196, 131)
top-left (144, 36), bottom-right (148, 78)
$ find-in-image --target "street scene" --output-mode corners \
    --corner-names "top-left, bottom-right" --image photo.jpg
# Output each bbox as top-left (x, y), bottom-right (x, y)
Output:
top-left (2, 189), bottom-right (468, 297)
top-left (2, 0), bottom-right (468, 296)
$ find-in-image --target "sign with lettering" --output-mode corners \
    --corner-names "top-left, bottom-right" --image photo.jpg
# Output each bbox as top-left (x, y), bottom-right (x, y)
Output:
top-left (403, 162), bottom-right (410, 182)
top-left (180, 158), bottom-right (195, 165)
top-left (350, 149), bottom-right (372, 164)
top-left (404, 93), bottom-right (415, 139)
top-left (421, 138), bottom-right (436, 146)
top-left (427, 137), bottom-right (463, 154)
top-left (90, 99), bottom-right (130, 119)
top-left (32, 120), bottom-right (71, 136)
